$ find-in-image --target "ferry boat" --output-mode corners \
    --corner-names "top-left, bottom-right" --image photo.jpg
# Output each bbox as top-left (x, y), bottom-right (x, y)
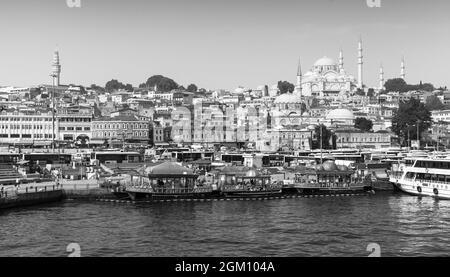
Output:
top-left (389, 155), bottom-right (450, 200)
top-left (284, 161), bottom-right (373, 195)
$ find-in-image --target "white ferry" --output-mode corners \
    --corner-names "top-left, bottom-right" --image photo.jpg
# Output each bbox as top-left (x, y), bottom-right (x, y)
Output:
top-left (389, 155), bottom-right (450, 200)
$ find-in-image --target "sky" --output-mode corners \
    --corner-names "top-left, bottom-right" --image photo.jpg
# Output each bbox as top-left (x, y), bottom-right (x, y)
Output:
top-left (0, 0), bottom-right (449, 90)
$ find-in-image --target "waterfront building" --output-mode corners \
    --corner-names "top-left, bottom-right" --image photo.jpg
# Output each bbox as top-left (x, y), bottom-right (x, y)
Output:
top-left (270, 125), bottom-right (312, 152)
top-left (431, 109), bottom-right (450, 123)
top-left (334, 128), bottom-right (392, 149)
top-left (92, 115), bottom-right (150, 144)
top-left (0, 109), bottom-right (56, 145)
top-left (57, 106), bottom-right (93, 141)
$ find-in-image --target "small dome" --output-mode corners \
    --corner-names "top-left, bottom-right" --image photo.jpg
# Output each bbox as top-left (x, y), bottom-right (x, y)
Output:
top-left (274, 93), bottom-right (302, 104)
top-left (326, 108), bottom-right (355, 120)
top-left (322, 161), bottom-right (338, 171)
top-left (147, 162), bottom-right (194, 176)
top-left (314, 56), bottom-right (337, 67)
top-left (337, 165), bottom-right (349, 171)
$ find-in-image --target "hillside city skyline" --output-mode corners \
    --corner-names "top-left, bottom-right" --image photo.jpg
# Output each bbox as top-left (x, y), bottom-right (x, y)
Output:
top-left (0, 0), bottom-right (449, 90)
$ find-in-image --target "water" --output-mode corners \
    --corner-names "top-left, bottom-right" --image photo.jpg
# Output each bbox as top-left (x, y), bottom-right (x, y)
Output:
top-left (1, 192), bottom-right (450, 257)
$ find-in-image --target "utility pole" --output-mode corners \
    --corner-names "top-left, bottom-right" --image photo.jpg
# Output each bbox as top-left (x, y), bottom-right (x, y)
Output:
top-left (417, 120), bottom-right (421, 149)
top-left (320, 124), bottom-right (323, 164)
top-left (50, 73), bottom-right (57, 152)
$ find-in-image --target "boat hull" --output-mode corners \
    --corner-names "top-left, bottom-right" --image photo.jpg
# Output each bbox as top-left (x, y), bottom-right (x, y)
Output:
top-left (222, 190), bottom-right (282, 198)
top-left (392, 181), bottom-right (450, 200)
top-left (127, 191), bottom-right (220, 201)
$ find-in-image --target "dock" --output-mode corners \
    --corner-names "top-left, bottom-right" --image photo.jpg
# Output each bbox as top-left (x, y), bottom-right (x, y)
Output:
top-left (1, 179), bottom-right (117, 210)
top-left (0, 185), bottom-right (64, 210)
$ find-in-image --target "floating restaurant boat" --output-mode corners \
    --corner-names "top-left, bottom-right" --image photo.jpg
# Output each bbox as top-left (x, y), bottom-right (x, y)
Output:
top-left (125, 162), bottom-right (217, 201)
top-left (215, 167), bottom-right (283, 198)
top-left (284, 161), bottom-right (373, 195)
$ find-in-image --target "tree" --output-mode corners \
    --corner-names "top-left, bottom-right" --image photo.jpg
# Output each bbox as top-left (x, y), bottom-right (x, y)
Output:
top-left (385, 78), bottom-right (436, 93)
top-left (425, 95), bottom-right (446, 111)
top-left (139, 75), bottom-right (179, 92)
top-left (105, 79), bottom-right (132, 92)
top-left (392, 98), bottom-right (431, 146)
top-left (310, 98), bottom-right (320, 109)
top-left (355, 88), bottom-right (365, 96)
top-left (311, 125), bottom-right (335, 150)
top-left (367, 88), bottom-right (375, 97)
top-left (385, 78), bottom-right (408, 93)
top-left (277, 81), bottom-right (295, 94)
top-left (124, 84), bottom-right (134, 92)
top-left (90, 84), bottom-right (105, 92)
top-left (355, 117), bottom-right (373, 132)
top-left (187, 84), bottom-right (198, 93)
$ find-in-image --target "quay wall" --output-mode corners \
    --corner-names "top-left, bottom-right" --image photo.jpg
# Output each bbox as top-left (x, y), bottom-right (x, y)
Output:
top-left (63, 188), bottom-right (118, 200)
top-left (0, 190), bottom-right (64, 210)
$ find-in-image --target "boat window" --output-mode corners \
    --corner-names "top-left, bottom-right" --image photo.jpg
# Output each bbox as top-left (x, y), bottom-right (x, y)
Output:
top-left (406, 172), bottom-right (415, 179)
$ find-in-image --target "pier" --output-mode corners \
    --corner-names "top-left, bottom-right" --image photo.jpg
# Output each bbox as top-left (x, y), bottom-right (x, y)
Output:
top-left (0, 185), bottom-right (64, 210)
top-left (0, 179), bottom-right (117, 210)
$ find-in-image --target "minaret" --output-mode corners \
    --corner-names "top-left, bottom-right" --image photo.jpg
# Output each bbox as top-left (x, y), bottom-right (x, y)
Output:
top-left (379, 64), bottom-right (385, 90)
top-left (339, 49), bottom-right (344, 72)
top-left (52, 49), bottom-right (61, 86)
top-left (296, 58), bottom-right (302, 99)
top-left (400, 57), bottom-right (406, 80)
top-left (357, 38), bottom-right (363, 89)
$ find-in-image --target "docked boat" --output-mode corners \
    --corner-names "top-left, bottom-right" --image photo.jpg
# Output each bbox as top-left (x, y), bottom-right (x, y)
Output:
top-left (215, 167), bottom-right (283, 198)
top-left (125, 162), bottom-right (217, 201)
top-left (389, 155), bottom-right (450, 200)
top-left (284, 161), bottom-right (373, 195)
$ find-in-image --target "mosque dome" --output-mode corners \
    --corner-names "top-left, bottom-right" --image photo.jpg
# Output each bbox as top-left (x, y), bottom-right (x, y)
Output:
top-left (326, 108), bottom-right (355, 121)
top-left (314, 56), bottom-right (337, 67)
top-left (274, 93), bottom-right (302, 104)
top-left (337, 165), bottom-right (349, 171)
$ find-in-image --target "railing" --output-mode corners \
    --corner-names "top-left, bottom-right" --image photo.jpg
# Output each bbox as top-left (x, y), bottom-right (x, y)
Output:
top-left (1, 184), bottom-right (61, 199)
top-left (221, 185), bottom-right (282, 192)
top-left (126, 185), bottom-right (213, 194)
top-left (294, 182), bottom-right (359, 189)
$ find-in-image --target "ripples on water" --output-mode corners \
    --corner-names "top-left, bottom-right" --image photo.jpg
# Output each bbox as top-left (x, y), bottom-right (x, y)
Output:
top-left (1, 193), bottom-right (450, 257)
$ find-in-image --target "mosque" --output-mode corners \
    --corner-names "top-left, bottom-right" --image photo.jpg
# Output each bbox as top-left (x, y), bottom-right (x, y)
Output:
top-left (299, 39), bottom-right (363, 98)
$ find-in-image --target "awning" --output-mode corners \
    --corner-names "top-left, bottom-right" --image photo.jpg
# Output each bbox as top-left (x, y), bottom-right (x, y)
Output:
top-left (154, 142), bottom-right (170, 146)
top-left (89, 140), bottom-right (105, 145)
top-left (33, 141), bottom-right (52, 146)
